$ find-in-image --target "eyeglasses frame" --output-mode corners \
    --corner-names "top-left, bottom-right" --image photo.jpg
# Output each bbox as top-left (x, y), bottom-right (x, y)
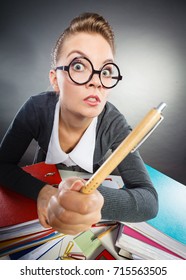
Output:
top-left (55, 56), bottom-right (123, 89)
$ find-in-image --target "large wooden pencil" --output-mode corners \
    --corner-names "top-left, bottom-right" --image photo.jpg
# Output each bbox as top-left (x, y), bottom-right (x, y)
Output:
top-left (81, 103), bottom-right (166, 194)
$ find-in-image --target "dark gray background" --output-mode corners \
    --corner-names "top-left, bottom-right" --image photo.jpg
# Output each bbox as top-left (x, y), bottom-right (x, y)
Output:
top-left (0, 0), bottom-right (185, 185)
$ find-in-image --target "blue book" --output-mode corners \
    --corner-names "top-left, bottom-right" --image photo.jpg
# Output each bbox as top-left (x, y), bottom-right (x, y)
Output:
top-left (127, 165), bottom-right (186, 258)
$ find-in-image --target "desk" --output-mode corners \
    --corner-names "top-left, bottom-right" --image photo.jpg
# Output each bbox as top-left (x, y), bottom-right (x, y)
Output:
top-left (5, 224), bottom-right (125, 260)
top-left (1, 165), bottom-right (185, 260)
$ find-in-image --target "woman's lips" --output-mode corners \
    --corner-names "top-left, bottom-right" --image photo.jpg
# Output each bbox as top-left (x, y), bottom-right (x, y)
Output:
top-left (83, 95), bottom-right (101, 106)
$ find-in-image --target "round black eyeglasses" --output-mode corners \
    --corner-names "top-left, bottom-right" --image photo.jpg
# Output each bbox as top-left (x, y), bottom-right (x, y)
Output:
top-left (55, 56), bottom-right (122, 89)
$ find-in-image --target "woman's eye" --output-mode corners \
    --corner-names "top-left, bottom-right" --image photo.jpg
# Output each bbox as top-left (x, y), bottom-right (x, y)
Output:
top-left (101, 69), bottom-right (111, 77)
top-left (72, 63), bottom-right (85, 71)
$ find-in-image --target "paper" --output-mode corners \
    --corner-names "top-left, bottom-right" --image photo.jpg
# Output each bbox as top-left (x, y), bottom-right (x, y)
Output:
top-left (74, 230), bottom-right (101, 257)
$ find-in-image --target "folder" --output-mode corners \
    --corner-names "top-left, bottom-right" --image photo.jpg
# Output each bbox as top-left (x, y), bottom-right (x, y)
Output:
top-left (123, 165), bottom-right (186, 259)
top-left (0, 162), bottom-right (61, 229)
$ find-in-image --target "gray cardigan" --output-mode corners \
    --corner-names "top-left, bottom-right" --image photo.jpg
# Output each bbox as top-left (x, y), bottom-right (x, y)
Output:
top-left (0, 91), bottom-right (158, 222)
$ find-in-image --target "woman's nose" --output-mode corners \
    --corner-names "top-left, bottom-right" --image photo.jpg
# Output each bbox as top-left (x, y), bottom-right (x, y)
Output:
top-left (86, 73), bottom-right (102, 88)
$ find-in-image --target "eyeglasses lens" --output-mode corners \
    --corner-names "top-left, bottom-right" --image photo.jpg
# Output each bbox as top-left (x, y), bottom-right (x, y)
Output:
top-left (101, 63), bottom-right (119, 88)
top-left (69, 58), bottom-right (92, 84)
top-left (69, 57), bottom-right (120, 88)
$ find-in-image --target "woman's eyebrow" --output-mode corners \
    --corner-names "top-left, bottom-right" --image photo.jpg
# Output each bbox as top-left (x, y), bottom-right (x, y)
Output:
top-left (102, 58), bottom-right (114, 64)
top-left (67, 50), bottom-right (85, 58)
top-left (67, 50), bottom-right (114, 65)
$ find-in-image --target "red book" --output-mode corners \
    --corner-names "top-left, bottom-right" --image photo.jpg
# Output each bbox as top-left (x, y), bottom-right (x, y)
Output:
top-left (95, 249), bottom-right (116, 260)
top-left (121, 225), bottom-right (184, 259)
top-left (0, 162), bottom-right (62, 228)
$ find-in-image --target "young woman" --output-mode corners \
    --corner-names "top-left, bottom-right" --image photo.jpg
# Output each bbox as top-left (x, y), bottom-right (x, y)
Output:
top-left (0, 13), bottom-right (158, 235)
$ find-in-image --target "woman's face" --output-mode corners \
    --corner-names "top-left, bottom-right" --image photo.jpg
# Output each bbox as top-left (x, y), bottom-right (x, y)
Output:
top-left (51, 32), bottom-right (114, 119)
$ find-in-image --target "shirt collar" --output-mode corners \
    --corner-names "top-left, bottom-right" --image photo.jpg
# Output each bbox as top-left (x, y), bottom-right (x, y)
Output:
top-left (45, 100), bottom-right (97, 173)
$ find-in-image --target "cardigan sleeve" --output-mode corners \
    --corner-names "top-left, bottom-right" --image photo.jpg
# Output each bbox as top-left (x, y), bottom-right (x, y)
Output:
top-left (0, 97), bottom-right (46, 199)
top-left (98, 150), bottom-right (158, 222)
top-left (95, 102), bottom-right (158, 222)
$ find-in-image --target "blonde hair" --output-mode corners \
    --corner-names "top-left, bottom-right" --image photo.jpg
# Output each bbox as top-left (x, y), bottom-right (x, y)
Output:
top-left (51, 12), bottom-right (115, 68)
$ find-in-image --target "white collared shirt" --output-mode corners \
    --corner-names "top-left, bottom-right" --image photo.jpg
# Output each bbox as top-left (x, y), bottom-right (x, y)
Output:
top-left (45, 100), bottom-right (97, 173)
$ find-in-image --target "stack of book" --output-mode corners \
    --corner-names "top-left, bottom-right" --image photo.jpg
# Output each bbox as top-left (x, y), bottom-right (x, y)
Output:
top-left (116, 165), bottom-right (186, 260)
top-left (0, 163), bottom-right (122, 259)
top-left (0, 162), bottom-right (63, 258)
top-left (2, 162), bottom-right (185, 260)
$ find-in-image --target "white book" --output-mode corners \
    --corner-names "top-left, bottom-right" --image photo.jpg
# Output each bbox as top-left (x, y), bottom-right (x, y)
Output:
top-left (116, 228), bottom-right (182, 260)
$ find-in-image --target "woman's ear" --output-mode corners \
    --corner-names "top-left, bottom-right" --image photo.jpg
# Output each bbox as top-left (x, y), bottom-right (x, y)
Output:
top-left (49, 70), bottom-right (59, 92)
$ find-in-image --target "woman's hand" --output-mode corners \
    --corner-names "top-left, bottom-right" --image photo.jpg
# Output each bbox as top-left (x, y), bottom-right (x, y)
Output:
top-left (37, 177), bottom-right (104, 235)
top-left (37, 184), bottom-right (57, 228)
top-left (47, 177), bottom-right (104, 235)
